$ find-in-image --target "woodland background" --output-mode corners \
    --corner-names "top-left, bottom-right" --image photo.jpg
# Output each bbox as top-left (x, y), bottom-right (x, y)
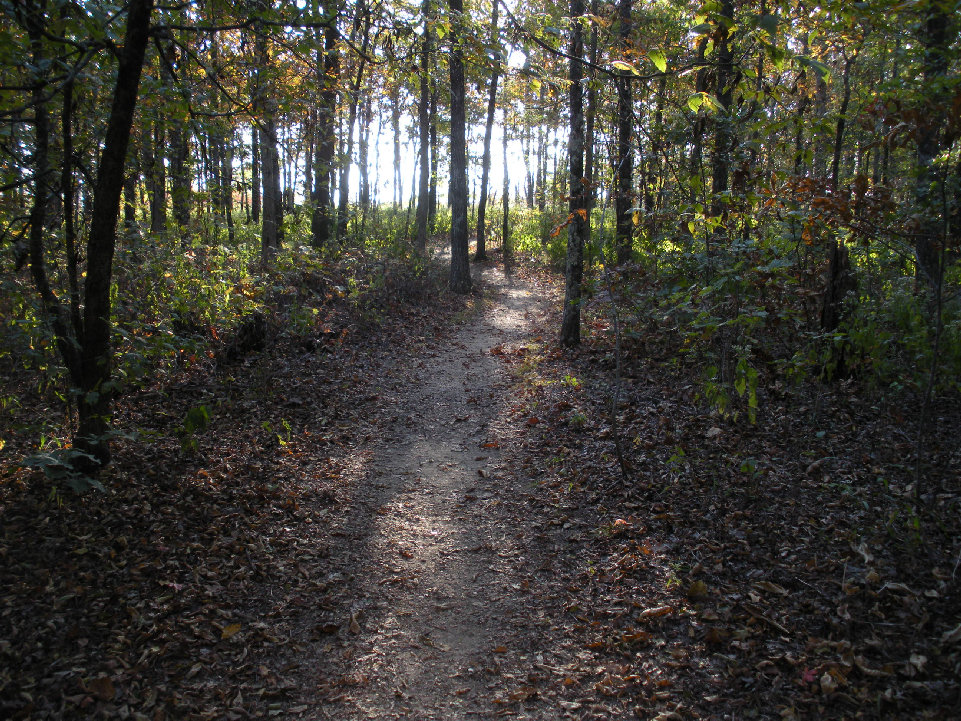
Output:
top-left (1, 0), bottom-right (960, 718)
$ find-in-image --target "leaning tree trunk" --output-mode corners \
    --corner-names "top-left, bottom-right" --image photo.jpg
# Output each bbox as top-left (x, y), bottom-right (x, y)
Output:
top-left (560, 0), bottom-right (587, 347)
top-left (72, 0), bottom-right (151, 467)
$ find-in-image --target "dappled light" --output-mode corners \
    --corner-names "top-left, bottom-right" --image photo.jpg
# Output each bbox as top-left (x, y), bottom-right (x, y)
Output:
top-left (2, 0), bottom-right (960, 717)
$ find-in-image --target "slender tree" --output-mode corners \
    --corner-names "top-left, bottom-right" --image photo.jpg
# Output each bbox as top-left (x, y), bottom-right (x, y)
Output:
top-left (415, 0), bottom-right (432, 254)
top-left (474, 0), bottom-right (500, 261)
top-left (448, 0), bottom-right (472, 293)
top-left (560, 0), bottom-right (587, 346)
top-left (25, 0), bottom-right (154, 468)
top-left (613, 0), bottom-right (634, 265)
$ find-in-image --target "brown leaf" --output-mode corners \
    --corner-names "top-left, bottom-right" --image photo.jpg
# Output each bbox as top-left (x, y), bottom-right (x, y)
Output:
top-left (638, 605), bottom-right (673, 620)
top-left (87, 676), bottom-right (115, 701)
top-left (221, 623), bottom-right (242, 640)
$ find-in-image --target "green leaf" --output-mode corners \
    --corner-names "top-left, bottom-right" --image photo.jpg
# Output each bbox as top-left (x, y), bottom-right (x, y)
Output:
top-left (691, 92), bottom-right (725, 113)
top-left (756, 13), bottom-right (779, 36)
top-left (612, 60), bottom-right (641, 76)
top-left (797, 55), bottom-right (831, 82)
top-left (689, 22), bottom-right (712, 35)
top-left (648, 49), bottom-right (667, 73)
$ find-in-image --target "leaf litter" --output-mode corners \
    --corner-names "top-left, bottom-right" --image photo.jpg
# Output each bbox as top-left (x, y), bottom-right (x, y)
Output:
top-left (1, 250), bottom-right (959, 719)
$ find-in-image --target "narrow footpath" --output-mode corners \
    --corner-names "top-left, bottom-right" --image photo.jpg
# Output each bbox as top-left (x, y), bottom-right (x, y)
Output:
top-left (298, 262), bottom-right (570, 719)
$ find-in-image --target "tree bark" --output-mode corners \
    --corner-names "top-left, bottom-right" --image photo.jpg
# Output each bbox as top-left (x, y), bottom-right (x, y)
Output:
top-left (448, 0), bottom-right (471, 294)
top-left (415, 0), bottom-right (432, 254)
top-left (708, 0), bottom-right (735, 255)
top-left (474, 0), bottom-right (500, 261)
top-left (76, 0), bottom-right (153, 466)
top-left (429, 81), bottom-right (439, 231)
top-left (560, 0), bottom-right (586, 347)
top-left (821, 51), bottom-right (857, 333)
top-left (502, 107), bottom-right (511, 267)
top-left (251, 126), bottom-right (261, 224)
top-left (584, 0), bottom-right (599, 241)
top-left (312, 10), bottom-right (338, 248)
top-left (614, 0), bottom-right (633, 265)
top-left (914, 0), bottom-right (954, 289)
top-left (255, 28), bottom-right (283, 259)
top-left (337, 8), bottom-right (371, 243)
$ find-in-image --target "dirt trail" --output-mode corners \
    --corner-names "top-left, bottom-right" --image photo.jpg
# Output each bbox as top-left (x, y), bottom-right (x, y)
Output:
top-left (306, 262), bottom-right (562, 719)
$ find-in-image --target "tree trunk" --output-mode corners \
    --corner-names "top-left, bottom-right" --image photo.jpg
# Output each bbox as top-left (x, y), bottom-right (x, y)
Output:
top-left (914, 1), bottom-right (954, 289)
top-left (337, 12), bottom-right (370, 243)
top-left (502, 108), bottom-right (511, 267)
top-left (821, 51), bottom-right (856, 333)
top-left (448, 0), bottom-right (471, 294)
top-left (429, 80), bottom-right (439, 231)
top-left (584, 0), bottom-right (599, 244)
top-left (148, 120), bottom-right (166, 234)
top-left (392, 94), bottom-right (402, 209)
top-left (474, 0), bottom-right (500, 261)
top-left (251, 127), bottom-right (261, 224)
top-left (359, 95), bottom-right (372, 230)
top-left (415, 0), bottom-right (433, 254)
top-left (708, 0), bottom-right (735, 255)
top-left (560, 0), bottom-right (586, 347)
top-left (614, 0), bottom-right (633, 265)
top-left (76, 0), bottom-right (152, 467)
top-left (170, 123), bottom-right (190, 238)
top-left (255, 31), bottom-right (283, 259)
top-left (312, 14), bottom-right (338, 248)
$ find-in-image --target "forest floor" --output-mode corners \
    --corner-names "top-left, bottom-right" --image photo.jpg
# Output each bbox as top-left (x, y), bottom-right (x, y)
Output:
top-left (1, 248), bottom-right (960, 720)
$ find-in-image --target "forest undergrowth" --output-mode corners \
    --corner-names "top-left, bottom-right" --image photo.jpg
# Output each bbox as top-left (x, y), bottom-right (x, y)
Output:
top-left (0, 244), bottom-right (959, 719)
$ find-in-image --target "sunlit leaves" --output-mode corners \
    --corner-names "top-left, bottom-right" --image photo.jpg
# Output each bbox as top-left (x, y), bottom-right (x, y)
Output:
top-left (797, 55), bottom-right (832, 82)
top-left (686, 91), bottom-right (724, 113)
top-left (611, 60), bottom-right (640, 75)
top-left (647, 49), bottom-right (667, 73)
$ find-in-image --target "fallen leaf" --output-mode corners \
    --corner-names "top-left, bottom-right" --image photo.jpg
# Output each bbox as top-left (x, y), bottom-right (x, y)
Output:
top-left (638, 605), bottom-right (672, 620)
top-left (687, 580), bottom-right (709, 599)
top-left (87, 676), bottom-right (115, 701)
top-left (221, 623), bottom-right (242, 640)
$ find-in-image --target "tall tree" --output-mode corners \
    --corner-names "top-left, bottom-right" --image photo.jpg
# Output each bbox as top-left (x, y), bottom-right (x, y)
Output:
top-left (474, 0), bottom-right (500, 262)
top-left (415, 0), bottom-right (432, 254)
top-left (708, 0), bottom-right (735, 256)
top-left (613, 0), bottom-right (634, 265)
top-left (560, 0), bottom-right (587, 346)
top-left (255, 27), bottom-right (283, 260)
top-left (336, 2), bottom-right (371, 242)
top-left (311, 5), bottom-right (338, 248)
top-left (914, 0), bottom-right (956, 290)
top-left (448, 0), bottom-right (471, 293)
top-left (25, 0), bottom-right (154, 468)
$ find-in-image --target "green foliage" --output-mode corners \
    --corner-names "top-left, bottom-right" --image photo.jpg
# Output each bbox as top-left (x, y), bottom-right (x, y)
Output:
top-left (177, 404), bottom-right (211, 453)
top-left (21, 440), bottom-right (105, 494)
top-left (841, 278), bottom-right (961, 394)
